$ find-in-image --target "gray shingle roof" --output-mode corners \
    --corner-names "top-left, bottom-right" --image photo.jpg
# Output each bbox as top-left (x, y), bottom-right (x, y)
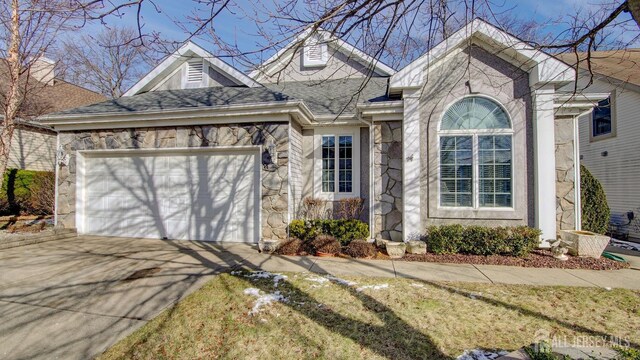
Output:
top-left (50, 77), bottom-right (390, 117)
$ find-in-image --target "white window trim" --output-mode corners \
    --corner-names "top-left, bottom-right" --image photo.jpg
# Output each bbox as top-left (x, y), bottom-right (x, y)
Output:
top-left (313, 127), bottom-right (360, 200)
top-left (436, 95), bottom-right (515, 211)
top-left (589, 90), bottom-right (616, 142)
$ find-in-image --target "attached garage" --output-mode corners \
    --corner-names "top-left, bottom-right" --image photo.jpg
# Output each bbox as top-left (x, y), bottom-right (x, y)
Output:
top-left (76, 148), bottom-right (260, 243)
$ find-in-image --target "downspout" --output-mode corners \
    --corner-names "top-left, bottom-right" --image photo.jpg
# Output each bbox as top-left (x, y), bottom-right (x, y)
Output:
top-left (54, 132), bottom-right (59, 227)
top-left (573, 114), bottom-right (583, 230)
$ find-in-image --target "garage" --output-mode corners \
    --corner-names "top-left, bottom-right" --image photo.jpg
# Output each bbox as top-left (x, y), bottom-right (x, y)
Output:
top-left (77, 148), bottom-right (260, 242)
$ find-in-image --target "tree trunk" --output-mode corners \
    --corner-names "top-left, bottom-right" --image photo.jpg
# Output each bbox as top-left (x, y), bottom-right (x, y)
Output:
top-left (630, 0), bottom-right (640, 29)
top-left (0, 0), bottom-right (22, 184)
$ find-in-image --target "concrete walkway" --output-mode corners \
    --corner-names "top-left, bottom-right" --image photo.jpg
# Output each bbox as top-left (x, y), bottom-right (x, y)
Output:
top-left (0, 236), bottom-right (638, 360)
top-left (246, 245), bottom-right (640, 290)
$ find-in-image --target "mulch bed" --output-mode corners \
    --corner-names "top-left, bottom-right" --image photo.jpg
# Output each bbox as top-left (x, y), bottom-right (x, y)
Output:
top-left (401, 249), bottom-right (629, 270)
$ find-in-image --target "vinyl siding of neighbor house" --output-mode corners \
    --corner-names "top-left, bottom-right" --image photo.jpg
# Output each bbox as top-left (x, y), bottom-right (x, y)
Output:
top-left (289, 121), bottom-right (303, 219)
top-left (574, 77), bottom-right (640, 240)
top-left (7, 127), bottom-right (56, 171)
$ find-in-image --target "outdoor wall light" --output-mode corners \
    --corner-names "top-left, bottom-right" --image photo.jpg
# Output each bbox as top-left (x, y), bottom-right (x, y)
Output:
top-left (601, 151), bottom-right (608, 157)
top-left (261, 143), bottom-right (277, 171)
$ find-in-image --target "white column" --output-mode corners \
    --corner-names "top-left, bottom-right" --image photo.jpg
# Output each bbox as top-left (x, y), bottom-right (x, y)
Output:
top-left (402, 89), bottom-right (421, 240)
top-left (532, 85), bottom-right (557, 245)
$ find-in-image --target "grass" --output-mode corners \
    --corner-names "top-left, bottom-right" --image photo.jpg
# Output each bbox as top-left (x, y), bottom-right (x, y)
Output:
top-left (99, 272), bottom-right (640, 360)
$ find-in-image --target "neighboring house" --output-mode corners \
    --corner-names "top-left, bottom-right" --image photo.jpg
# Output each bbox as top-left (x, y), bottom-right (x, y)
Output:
top-left (41, 19), bottom-right (603, 245)
top-left (557, 49), bottom-right (640, 240)
top-left (1, 58), bottom-right (105, 171)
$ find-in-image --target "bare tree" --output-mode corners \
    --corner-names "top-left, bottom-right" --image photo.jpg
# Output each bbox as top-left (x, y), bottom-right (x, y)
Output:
top-left (58, 27), bottom-right (157, 98)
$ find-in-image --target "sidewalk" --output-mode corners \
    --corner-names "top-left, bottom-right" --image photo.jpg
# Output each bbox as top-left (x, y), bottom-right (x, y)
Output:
top-left (239, 246), bottom-right (640, 290)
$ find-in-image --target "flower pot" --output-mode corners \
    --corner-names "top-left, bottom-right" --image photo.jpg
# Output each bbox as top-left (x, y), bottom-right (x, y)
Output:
top-left (385, 242), bottom-right (406, 259)
top-left (406, 240), bottom-right (427, 255)
top-left (259, 239), bottom-right (280, 254)
top-left (375, 238), bottom-right (390, 248)
top-left (560, 230), bottom-right (610, 258)
top-left (316, 251), bottom-right (334, 257)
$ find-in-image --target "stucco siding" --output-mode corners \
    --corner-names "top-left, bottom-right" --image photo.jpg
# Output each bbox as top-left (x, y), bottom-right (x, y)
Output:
top-left (419, 45), bottom-right (535, 229)
top-left (8, 127), bottom-right (55, 171)
top-left (573, 77), bottom-right (640, 239)
top-left (259, 47), bottom-right (386, 83)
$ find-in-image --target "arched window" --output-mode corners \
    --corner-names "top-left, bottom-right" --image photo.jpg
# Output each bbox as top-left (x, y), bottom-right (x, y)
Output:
top-left (439, 96), bottom-right (513, 208)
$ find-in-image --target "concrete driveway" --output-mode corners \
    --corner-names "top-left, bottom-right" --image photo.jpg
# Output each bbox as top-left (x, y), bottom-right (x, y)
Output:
top-left (0, 235), bottom-right (258, 360)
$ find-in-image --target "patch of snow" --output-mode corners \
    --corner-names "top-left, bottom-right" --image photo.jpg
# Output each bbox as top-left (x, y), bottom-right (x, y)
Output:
top-left (356, 284), bottom-right (390, 292)
top-left (410, 283), bottom-right (425, 288)
top-left (325, 275), bottom-right (357, 286)
top-left (457, 349), bottom-right (509, 360)
top-left (305, 276), bottom-right (329, 284)
top-left (243, 288), bottom-right (287, 315)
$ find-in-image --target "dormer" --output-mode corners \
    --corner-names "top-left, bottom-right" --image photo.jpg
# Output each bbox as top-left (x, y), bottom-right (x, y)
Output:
top-left (123, 41), bottom-right (260, 96)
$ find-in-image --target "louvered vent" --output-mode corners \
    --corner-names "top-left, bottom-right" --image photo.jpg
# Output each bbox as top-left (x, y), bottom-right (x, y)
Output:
top-left (303, 34), bottom-right (328, 67)
top-left (187, 59), bottom-right (204, 82)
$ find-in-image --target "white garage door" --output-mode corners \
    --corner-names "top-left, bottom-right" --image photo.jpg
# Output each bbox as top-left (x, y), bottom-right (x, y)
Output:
top-left (80, 149), bottom-right (259, 242)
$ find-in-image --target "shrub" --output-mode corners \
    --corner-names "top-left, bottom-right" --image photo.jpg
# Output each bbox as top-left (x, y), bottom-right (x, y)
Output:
top-left (300, 197), bottom-right (328, 220)
top-left (580, 164), bottom-right (610, 234)
top-left (287, 219), bottom-right (369, 245)
top-left (276, 237), bottom-right (304, 256)
top-left (336, 197), bottom-right (365, 220)
top-left (344, 240), bottom-right (376, 258)
top-left (425, 224), bottom-right (541, 257)
top-left (310, 234), bottom-right (341, 254)
top-left (0, 169), bottom-right (55, 216)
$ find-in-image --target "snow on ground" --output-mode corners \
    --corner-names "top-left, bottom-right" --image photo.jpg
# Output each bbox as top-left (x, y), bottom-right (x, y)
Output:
top-left (456, 349), bottom-right (509, 360)
top-left (356, 284), bottom-right (389, 292)
top-left (325, 275), bottom-right (357, 286)
top-left (243, 288), bottom-right (287, 315)
top-left (304, 276), bottom-right (329, 284)
top-left (410, 283), bottom-right (425, 288)
top-left (610, 239), bottom-right (640, 252)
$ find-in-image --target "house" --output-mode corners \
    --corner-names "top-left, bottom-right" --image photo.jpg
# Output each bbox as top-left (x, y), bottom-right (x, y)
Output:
top-left (1, 57), bottom-right (105, 171)
top-left (41, 19), bottom-right (604, 245)
top-left (557, 49), bottom-right (640, 240)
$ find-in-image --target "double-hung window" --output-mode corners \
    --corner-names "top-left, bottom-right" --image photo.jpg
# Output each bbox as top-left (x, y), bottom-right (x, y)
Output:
top-left (439, 96), bottom-right (513, 208)
top-left (316, 129), bottom-right (359, 198)
top-left (592, 95), bottom-right (615, 139)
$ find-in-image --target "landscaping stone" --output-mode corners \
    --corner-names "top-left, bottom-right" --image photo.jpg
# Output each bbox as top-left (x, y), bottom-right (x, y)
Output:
top-left (258, 239), bottom-right (280, 254)
top-left (406, 240), bottom-right (427, 254)
top-left (385, 242), bottom-right (406, 259)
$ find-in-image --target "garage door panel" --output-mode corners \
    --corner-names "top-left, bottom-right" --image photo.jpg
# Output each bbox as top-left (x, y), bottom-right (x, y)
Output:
top-left (82, 151), bottom-right (258, 242)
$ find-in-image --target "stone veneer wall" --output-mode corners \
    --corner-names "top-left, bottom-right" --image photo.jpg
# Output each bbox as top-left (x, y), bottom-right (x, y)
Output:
top-left (373, 121), bottom-right (403, 241)
top-left (555, 118), bottom-right (576, 231)
top-left (56, 123), bottom-right (290, 240)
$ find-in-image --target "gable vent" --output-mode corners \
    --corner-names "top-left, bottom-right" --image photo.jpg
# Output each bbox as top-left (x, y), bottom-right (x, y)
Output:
top-left (187, 59), bottom-right (204, 82)
top-left (303, 35), bottom-right (328, 67)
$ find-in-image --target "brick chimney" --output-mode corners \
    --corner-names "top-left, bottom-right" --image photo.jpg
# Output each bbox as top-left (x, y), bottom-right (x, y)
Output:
top-left (31, 57), bottom-right (55, 85)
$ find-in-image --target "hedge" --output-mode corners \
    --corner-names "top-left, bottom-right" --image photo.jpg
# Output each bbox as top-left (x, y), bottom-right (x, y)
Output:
top-left (425, 225), bottom-right (541, 257)
top-left (580, 164), bottom-right (610, 234)
top-left (288, 219), bottom-right (369, 245)
top-left (0, 169), bottom-right (55, 216)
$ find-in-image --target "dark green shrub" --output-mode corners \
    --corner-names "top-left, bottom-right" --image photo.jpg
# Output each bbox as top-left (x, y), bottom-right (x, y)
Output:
top-left (425, 224), bottom-right (541, 257)
top-left (276, 237), bottom-right (304, 256)
top-left (426, 224), bottom-right (464, 254)
top-left (287, 219), bottom-right (369, 245)
top-left (310, 234), bottom-right (341, 254)
top-left (0, 169), bottom-right (55, 216)
top-left (344, 240), bottom-right (376, 258)
top-left (580, 164), bottom-right (610, 234)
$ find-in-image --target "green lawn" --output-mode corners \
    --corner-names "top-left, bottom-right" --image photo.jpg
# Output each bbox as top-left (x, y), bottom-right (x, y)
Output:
top-left (100, 271), bottom-right (640, 360)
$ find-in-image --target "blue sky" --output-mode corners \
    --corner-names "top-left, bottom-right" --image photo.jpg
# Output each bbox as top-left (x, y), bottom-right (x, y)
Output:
top-left (80, 0), bottom-right (639, 69)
